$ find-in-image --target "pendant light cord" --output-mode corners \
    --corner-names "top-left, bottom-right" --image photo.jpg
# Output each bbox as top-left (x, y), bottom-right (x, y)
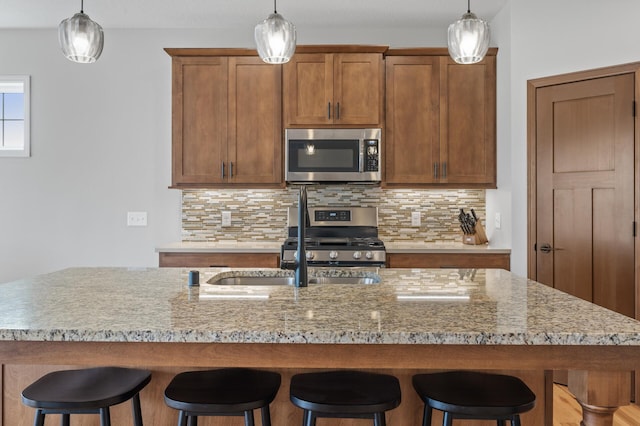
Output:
top-left (80, 0), bottom-right (84, 13)
top-left (273, 0), bottom-right (277, 14)
top-left (467, 0), bottom-right (471, 13)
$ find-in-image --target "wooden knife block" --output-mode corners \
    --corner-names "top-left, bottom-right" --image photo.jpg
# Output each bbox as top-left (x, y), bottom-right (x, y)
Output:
top-left (462, 221), bottom-right (489, 245)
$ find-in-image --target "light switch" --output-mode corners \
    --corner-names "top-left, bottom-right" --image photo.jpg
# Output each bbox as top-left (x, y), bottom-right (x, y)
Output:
top-left (411, 211), bottom-right (421, 227)
top-left (127, 211), bottom-right (147, 227)
top-left (222, 211), bottom-right (232, 227)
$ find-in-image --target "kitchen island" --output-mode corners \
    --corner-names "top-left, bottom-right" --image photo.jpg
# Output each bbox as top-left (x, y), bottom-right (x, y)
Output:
top-left (1, 267), bottom-right (639, 425)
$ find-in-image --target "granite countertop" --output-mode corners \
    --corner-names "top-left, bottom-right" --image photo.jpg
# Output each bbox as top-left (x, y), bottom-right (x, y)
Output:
top-left (1, 267), bottom-right (639, 346)
top-left (156, 241), bottom-right (511, 254)
top-left (156, 241), bottom-right (281, 253)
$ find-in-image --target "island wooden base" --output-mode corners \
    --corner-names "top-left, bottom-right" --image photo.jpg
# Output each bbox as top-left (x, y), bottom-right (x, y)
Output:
top-left (0, 341), bottom-right (635, 426)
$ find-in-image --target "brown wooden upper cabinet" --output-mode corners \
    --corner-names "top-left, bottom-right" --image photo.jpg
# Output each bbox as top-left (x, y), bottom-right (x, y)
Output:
top-left (166, 49), bottom-right (283, 188)
top-left (384, 48), bottom-right (497, 188)
top-left (283, 46), bottom-right (386, 127)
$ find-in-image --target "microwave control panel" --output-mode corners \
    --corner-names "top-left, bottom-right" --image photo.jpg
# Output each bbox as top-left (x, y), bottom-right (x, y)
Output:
top-left (364, 139), bottom-right (379, 172)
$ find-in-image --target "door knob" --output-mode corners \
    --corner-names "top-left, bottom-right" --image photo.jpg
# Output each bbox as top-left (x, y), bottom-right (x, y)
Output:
top-left (540, 244), bottom-right (553, 253)
top-left (539, 243), bottom-right (563, 253)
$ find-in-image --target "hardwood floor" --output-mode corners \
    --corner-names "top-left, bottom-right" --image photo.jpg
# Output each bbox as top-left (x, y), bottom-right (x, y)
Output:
top-left (554, 384), bottom-right (640, 425)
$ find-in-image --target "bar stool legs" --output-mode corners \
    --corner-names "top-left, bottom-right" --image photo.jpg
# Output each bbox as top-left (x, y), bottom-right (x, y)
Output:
top-left (413, 371), bottom-right (535, 426)
top-left (290, 370), bottom-right (401, 426)
top-left (164, 368), bottom-right (281, 426)
top-left (22, 367), bottom-right (151, 426)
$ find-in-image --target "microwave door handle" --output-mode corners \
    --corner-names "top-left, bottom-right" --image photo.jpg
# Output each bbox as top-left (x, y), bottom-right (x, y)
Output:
top-left (359, 143), bottom-right (365, 172)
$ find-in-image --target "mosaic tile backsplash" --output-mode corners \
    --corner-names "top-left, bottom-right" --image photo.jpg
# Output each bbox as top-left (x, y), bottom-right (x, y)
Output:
top-left (182, 187), bottom-right (485, 243)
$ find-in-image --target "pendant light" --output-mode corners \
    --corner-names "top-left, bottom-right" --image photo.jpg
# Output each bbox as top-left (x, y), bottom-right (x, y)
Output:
top-left (447, 0), bottom-right (490, 64)
top-left (58, 0), bottom-right (104, 64)
top-left (254, 0), bottom-right (296, 64)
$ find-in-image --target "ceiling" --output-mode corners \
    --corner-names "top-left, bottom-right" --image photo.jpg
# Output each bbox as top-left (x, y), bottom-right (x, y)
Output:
top-left (1, 0), bottom-right (509, 30)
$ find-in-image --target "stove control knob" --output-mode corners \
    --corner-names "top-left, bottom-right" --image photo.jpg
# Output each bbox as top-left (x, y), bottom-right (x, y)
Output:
top-left (293, 252), bottom-right (297, 260)
top-left (329, 251), bottom-right (339, 260)
top-left (306, 251), bottom-right (315, 260)
top-left (365, 251), bottom-right (374, 260)
top-left (353, 251), bottom-right (362, 259)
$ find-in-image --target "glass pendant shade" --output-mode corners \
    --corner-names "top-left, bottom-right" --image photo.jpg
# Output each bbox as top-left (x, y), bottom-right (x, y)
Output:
top-left (254, 8), bottom-right (296, 64)
top-left (58, 5), bottom-right (104, 64)
top-left (447, 9), bottom-right (490, 64)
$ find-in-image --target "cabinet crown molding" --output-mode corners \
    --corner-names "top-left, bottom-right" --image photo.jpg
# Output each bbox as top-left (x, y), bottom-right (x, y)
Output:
top-left (385, 47), bottom-right (498, 57)
top-left (165, 45), bottom-right (389, 57)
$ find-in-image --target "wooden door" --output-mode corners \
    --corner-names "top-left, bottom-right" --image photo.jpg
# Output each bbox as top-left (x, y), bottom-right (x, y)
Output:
top-left (171, 57), bottom-right (228, 185)
top-left (384, 56), bottom-right (439, 184)
top-left (334, 53), bottom-right (383, 126)
top-left (535, 73), bottom-right (635, 318)
top-left (439, 56), bottom-right (496, 186)
top-left (283, 53), bottom-right (333, 126)
top-left (228, 57), bottom-right (283, 185)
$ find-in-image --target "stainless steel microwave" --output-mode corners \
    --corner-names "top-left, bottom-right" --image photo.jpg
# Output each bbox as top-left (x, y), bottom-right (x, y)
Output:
top-left (285, 128), bottom-right (382, 183)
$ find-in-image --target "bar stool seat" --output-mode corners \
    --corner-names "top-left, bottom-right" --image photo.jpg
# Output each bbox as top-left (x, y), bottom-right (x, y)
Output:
top-left (290, 370), bottom-right (401, 426)
top-left (21, 366), bottom-right (152, 426)
top-left (412, 371), bottom-right (536, 426)
top-left (164, 368), bottom-right (281, 426)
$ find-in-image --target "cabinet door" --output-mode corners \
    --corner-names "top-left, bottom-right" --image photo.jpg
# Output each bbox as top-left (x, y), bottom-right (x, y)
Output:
top-left (334, 53), bottom-right (383, 126)
top-left (159, 252), bottom-right (280, 268)
top-left (283, 53), bottom-right (333, 126)
top-left (172, 57), bottom-right (228, 185)
top-left (385, 56), bottom-right (440, 184)
top-left (228, 57), bottom-right (283, 184)
top-left (439, 55), bottom-right (496, 186)
top-left (386, 253), bottom-right (510, 270)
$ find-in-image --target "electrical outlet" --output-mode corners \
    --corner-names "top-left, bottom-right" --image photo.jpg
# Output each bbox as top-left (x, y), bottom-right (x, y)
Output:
top-left (222, 211), bottom-right (232, 227)
top-left (411, 211), bottom-right (421, 227)
top-left (494, 212), bottom-right (501, 229)
top-left (127, 211), bottom-right (147, 227)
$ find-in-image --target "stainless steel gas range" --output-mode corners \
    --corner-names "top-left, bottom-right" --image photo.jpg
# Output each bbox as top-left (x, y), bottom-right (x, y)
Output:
top-left (280, 206), bottom-right (386, 268)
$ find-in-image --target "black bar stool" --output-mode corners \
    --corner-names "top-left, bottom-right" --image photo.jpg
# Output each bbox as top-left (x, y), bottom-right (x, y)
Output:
top-left (290, 370), bottom-right (401, 426)
top-left (21, 366), bottom-right (152, 426)
top-left (412, 371), bottom-right (536, 426)
top-left (164, 368), bottom-right (281, 426)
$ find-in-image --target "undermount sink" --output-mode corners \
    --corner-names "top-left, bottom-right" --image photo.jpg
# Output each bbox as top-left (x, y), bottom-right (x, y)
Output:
top-left (207, 275), bottom-right (380, 286)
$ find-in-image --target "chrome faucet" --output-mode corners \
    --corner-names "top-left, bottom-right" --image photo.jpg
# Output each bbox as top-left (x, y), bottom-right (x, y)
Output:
top-left (281, 186), bottom-right (310, 287)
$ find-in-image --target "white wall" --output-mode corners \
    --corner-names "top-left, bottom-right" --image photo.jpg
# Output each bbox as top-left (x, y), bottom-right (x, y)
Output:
top-left (0, 26), bottom-right (448, 284)
top-left (484, 1), bottom-right (512, 252)
top-left (0, 29), bottom-right (180, 283)
top-left (505, 0), bottom-right (640, 275)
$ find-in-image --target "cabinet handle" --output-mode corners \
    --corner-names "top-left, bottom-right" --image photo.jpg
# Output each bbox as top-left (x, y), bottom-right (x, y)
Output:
top-left (221, 162), bottom-right (225, 179)
top-left (230, 162), bottom-right (233, 178)
top-left (433, 162), bottom-right (439, 179)
top-left (328, 102), bottom-right (331, 119)
top-left (442, 162), bottom-right (447, 178)
top-left (336, 102), bottom-right (340, 119)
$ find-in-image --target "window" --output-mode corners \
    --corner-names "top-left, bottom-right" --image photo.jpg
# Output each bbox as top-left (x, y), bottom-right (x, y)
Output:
top-left (0, 75), bottom-right (30, 157)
